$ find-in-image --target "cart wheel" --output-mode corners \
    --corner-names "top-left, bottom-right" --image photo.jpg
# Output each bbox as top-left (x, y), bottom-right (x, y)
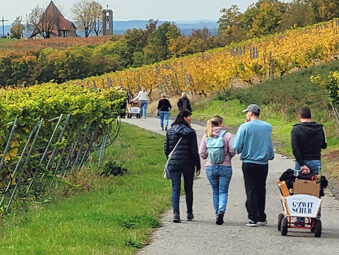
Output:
top-left (137, 114), bottom-right (141, 119)
top-left (311, 218), bottom-right (315, 233)
top-left (314, 219), bottom-right (322, 238)
top-left (281, 217), bottom-right (288, 236)
top-left (278, 213), bottom-right (284, 231)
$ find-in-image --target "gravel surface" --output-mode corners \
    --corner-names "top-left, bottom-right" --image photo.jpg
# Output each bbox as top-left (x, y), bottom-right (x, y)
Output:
top-left (123, 117), bottom-right (339, 255)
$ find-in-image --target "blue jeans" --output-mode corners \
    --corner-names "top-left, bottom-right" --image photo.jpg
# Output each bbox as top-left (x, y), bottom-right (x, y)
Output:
top-left (295, 160), bottom-right (321, 175)
top-left (159, 111), bottom-right (170, 129)
top-left (140, 100), bottom-right (148, 118)
top-left (169, 166), bottom-right (194, 215)
top-left (206, 165), bottom-right (232, 215)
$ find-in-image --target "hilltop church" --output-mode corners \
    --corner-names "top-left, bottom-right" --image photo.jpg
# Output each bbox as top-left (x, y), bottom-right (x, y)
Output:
top-left (30, 1), bottom-right (77, 38)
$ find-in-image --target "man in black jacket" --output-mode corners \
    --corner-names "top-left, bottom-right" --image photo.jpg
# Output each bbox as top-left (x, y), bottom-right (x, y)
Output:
top-left (291, 106), bottom-right (327, 175)
top-left (165, 110), bottom-right (201, 223)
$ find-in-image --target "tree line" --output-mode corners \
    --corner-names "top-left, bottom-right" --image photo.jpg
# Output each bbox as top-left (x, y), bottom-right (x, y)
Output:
top-left (1, 20), bottom-right (221, 86)
top-left (217, 0), bottom-right (339, 45)
top-left (3, 0), bottom-right (338, 86)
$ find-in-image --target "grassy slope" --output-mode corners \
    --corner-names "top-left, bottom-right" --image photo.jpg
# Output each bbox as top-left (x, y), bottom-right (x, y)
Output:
top-left (0, 123), bottom-right (170, 255)
top-left (192, 60), bottom-right (339, 178)
top-left (0, 38), bottom-right (13, 46)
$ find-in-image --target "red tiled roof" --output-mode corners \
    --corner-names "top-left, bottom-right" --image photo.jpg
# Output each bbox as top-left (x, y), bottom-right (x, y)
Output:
top-left (31, 1), bottom-right (76, 37)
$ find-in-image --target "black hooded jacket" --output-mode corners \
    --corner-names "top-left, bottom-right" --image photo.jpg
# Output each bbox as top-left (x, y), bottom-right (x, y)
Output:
top-left (177, 98), bottom-right (192, 112)
top-left (164, 123), bottom-right (201, 171)
top-left (291, 122), bottom-right (327, 166)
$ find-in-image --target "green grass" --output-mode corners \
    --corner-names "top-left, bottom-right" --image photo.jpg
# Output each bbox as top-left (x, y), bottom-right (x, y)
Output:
top-left (0, 38), bottom-right (13, 46)
top-left (0, 123), bottom-right (170, 255)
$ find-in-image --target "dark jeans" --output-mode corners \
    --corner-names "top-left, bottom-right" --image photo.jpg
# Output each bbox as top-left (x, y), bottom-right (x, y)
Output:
top-left (242, 162), bottom-right (268, 222)
top-left (168, 165), bottom-right (194, 215)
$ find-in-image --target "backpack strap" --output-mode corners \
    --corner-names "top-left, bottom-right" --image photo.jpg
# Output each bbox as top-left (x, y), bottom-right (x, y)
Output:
top-left (217, 130), bottom-right (227, 138)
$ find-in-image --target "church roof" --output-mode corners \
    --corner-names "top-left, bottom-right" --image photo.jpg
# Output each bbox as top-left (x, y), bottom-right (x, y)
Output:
top-left (31, 1), bottom-right (76, 37)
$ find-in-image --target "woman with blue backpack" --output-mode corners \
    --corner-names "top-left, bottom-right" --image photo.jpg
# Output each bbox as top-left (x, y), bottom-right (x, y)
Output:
top-left (199, 115), bottom-right (235, 225)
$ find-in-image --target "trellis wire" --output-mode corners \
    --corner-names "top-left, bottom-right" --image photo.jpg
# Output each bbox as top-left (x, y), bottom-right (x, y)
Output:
top-left (0, 114), bottom-right (120, 212)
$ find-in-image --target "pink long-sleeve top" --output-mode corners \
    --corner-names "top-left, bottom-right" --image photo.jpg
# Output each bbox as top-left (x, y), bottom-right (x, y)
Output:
top-left (199, 127), bottom-right (235, 166)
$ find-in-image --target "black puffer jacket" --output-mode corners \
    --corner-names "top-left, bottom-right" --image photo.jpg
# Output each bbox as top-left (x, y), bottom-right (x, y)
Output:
top-left (164, 123), bottom-right (201, 171)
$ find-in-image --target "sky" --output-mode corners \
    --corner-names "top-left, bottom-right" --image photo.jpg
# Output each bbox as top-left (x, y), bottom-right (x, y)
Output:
top-left (0, 0), bottom-right (267, 24)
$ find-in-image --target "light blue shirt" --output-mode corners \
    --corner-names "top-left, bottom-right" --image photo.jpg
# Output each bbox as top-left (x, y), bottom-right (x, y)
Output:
top-left (233, 119), bottom-right (274, 165)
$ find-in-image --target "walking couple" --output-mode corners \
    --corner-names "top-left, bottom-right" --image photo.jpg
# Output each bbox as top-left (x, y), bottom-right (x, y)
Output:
top-left (164, 104), bottom-right (274, 226)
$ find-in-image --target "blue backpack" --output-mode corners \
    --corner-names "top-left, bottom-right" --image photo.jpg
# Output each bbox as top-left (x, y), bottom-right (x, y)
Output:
top-left (206, 130), bottom-right (227, 164)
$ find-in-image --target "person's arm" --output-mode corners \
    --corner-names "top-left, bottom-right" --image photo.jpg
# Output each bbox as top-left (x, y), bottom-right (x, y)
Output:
top-left (164, 132), bottom-right (170, 158)
top-left (321, 126), bottom-right (327, 149)
top-left (232, 125), bottom-right (245, 154)
top-left (132, 91), bottom-right (141, 101)
top-left (157, 100), bottom-right (162, 110)
top-left (191, 132), bottom-right (201, 171)
top-left (291, 127), bottom-right (304, 166)
top-left (225, 133), bottom-right (235, 158)
top-left (168, 100), bottom-right (172, 110)
top-left (268, 128), bottom-right (275, 160)
top-left (199, 134), bottom-right (208, 159)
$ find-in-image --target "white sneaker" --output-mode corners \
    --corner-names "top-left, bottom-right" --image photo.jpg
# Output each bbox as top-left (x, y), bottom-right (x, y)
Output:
top-left (246, 221), bottom-right (258, 227)
top-left (256, 220), bottom-right (268, 226)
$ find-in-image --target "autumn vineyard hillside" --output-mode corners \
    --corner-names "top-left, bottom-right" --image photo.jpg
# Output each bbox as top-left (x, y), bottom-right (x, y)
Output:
top-left (69, 18), bottom-right (338, 97)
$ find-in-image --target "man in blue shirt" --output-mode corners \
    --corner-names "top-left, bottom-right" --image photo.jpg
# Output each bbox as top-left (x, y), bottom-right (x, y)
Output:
top-left (233, 104), bottom-right (274, 227)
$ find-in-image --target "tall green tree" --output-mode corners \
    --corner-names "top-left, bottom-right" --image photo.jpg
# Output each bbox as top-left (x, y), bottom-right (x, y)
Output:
top-left (247, 1), bottom-right (286, 37)
top-left (10, 16), bottom-right (25, 39)
top-left (281, 0), bottom-right (315, 29)
top-left (144, 22), bottom-right (181, 64)
top-left (124, 29), bottom-right (148, 66)
top-left (218, 5), bottom-right (242, 35)
top-left (318, 0), bottom-right (339, 21)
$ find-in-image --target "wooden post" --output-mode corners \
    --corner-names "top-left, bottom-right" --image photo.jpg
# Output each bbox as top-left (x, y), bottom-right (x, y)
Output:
top-left (137, 76), bottom-right (141, 91)
top-left (102, 79), bottom-right (105, 89)
top-left (174, 73), bottom-right (180, 94)
top-left (107, 77), bottom-right (111, 88)
top-left (269, 51), bottom-right (274, 80)
top-left (93, 81), bottom-right (97, 90)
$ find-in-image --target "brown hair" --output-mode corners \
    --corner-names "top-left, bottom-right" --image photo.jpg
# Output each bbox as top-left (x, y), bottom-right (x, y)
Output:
top-left (206, 115), bottom-right (224, 137)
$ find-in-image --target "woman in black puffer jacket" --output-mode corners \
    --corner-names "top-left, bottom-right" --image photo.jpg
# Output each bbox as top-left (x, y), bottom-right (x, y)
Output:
top-left (164, 110), bottom-right (201, 223)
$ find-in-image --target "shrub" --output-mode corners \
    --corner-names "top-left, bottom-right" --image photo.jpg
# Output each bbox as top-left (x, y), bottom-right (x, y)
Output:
top-left (100, 160), bottom-right (128, 177)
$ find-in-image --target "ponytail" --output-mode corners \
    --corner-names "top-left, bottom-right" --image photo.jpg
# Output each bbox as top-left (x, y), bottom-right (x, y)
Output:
top-left (205, 115), bottom-right (224, 137)
top-left (206, 120), bottom-right (213, 138)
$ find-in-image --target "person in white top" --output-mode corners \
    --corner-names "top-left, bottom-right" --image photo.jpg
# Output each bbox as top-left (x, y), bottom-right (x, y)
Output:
top-left (133, 86), bottom-right (148, 118)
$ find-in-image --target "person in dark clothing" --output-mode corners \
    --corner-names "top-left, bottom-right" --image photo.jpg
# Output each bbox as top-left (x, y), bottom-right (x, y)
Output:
top-left (157, 93), bottom-right (172, 131)
top-left (164, 109), bottom-right (201, 223)
top-left (291, 106), bottom-right (327, 176)
top-left (177, 92), bottom-right (192, 113)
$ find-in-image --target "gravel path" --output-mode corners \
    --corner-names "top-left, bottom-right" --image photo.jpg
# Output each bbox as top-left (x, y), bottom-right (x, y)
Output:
top-left (123, 117), bottom-right (339, 255)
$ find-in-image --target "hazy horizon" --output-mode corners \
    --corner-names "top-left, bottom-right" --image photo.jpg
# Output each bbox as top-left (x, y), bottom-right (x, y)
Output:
top-left (1, 0), bottom-right (267, 25)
